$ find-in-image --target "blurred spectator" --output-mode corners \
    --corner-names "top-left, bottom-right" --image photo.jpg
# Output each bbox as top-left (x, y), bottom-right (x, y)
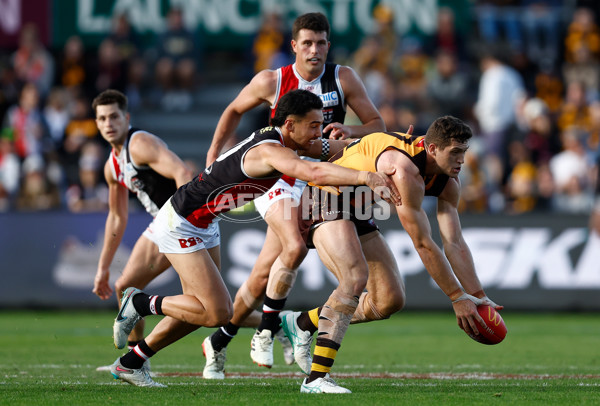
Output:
top-left (424, 7), bottom-right (467, 62)
top-left (521, 97), bottom-right (560, 165)
top-left (108, 12), bottom-right (147, 111)
top-left (520, 0), bottom-right (562, 71)
top-left (533, 66), bottom-right (563, 113)
top-left (153, 7), bottom-right (199, 111)
top-left (0, 128), bottom-right (20, 211)
top-left (60, 95), bottom-right (99, 187)
top-left (473, 47), bottom-right (526, 192)
top-left (505, 140), bottom-right (538, 213)
top-left (556, 80), bottom-right (591, 133)
top-left (65, 140), bottom-right (108, 212)
top-left (587, 101), bottom-right (600, 151)
top-left (3, 82), bottom-right (48, 160)
top-left (15, 154), bottom-right (61, 211)
top-left (11, 23), bottom-right (54, 97)
top-left (94, 38), bottom-right (127, 94)
top-left (562, 43), bottom-right (600, 100)
top-left (549, 127), bottom-right (594, 213)
top-left (426, 50), bottom-right (471, 119)
top-left (252, 12), bottom-right (291, 73)
top-left (394, 37), bottom-right (430, 115)
top-left (0, 60), bottom-right (20, 126)
top-left (564, 7), bottom-right (600, 64)
top-left (55, 35), bottom-right (93, 99)
top-left (458, 148), bottom-right (489, 213)
top-left (475, 0), bottom-right (524, 54)
top-left (43, 87), bottom-right (71, 149)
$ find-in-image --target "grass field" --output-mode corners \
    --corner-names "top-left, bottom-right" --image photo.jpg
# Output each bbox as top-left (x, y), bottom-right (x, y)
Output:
top-left (1, 310), bottom-right (599, 405)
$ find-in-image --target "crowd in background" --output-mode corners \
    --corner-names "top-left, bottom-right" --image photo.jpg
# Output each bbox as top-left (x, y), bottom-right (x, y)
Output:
top-left (0, 1), bottom-right (599, 216)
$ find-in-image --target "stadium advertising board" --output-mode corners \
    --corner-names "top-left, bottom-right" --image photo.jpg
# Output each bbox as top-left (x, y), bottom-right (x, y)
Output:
top-left (50, 0), bottom-right (470, 50)
top-left (0, 212), bottom-right (597, 310)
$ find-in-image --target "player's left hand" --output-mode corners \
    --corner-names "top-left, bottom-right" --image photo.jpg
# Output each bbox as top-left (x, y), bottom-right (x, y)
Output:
top-left (452, 297), bottom-right (486, 337)
top-left (324, 123), bottom-right (351, 140)
top-left (480, 296), bottom-right (504, 310)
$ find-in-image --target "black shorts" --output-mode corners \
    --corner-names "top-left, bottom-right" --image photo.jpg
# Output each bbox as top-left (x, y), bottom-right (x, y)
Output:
top-left (299, 186), bottom-right (379, 249)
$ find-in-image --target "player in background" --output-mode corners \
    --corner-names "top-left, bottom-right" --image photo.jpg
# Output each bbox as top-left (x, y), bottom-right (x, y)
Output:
top-left (280, 116), bottom-right (503, 393)
top-left (202, 12), bottom-right (386, 378)
top-left (108, 89), bottom-right (399, 387)
top-left (92, 89), bottom-right (195, 372)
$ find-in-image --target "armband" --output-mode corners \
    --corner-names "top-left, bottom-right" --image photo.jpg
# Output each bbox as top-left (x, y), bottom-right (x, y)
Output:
top-left (320, 139), bottom-right (330, 161)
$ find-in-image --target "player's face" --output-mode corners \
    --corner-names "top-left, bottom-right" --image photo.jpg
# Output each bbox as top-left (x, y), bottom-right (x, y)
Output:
top-left (292, 29), bottom-right (330, 76)
top-left (434, 140), bottom-right (468, 178)
top-left (289, 109), bottom-right (324, 149)
top-left (95, 103), bottom-right (129, 146)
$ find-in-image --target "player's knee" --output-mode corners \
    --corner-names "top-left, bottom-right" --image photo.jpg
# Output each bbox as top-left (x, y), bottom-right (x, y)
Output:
top-left (203, 306), bottom-right (233, 327)
top-left (378, 289), bottom-right (406, 318)
top-left (280, 239), bottom-right (308, 269)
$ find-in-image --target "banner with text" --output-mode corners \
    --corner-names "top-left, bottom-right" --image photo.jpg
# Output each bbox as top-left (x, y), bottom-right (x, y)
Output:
top-left (0, 211), bottom-right (597, 311)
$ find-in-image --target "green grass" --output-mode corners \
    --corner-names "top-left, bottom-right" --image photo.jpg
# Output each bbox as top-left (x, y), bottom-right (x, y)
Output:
top-left (1, 310), bottom-right (599, 405)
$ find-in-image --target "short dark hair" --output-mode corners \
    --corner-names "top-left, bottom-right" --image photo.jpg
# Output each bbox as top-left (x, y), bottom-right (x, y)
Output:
top-left (271, 89), bottom-right (323, 127)
top-left (92, 89), bottom-right (128, 115)
top-left (292, 12), bottom-right (330, 40)
top-left (425, 115), bottom-right (472, 149)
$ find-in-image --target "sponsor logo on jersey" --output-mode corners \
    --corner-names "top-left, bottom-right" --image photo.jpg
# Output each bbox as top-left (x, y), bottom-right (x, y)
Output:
top-left (323, 108), bottom-right (334, 123)
top-left (320, 91), bottom-right (338, 107)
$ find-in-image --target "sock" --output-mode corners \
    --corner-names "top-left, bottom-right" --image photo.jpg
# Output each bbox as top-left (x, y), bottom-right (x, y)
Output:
top-left (307, 337), bottom-right (340, 383)
top-left (257, 296), bottom-right (286, 336)
top-left (127, 340), bottom-right (141, 351)
top-left (120, 340), bottom-right (156, 370)
top-left (298, 307), bottom-right (321, 334)
top-left (133, 294), bottom-right (164, 317)
top-left (210, 323), bottom-right (240, 352)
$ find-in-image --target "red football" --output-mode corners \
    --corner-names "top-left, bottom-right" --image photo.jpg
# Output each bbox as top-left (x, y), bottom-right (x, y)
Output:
top-left (467, 304), bottom-right (507, 345)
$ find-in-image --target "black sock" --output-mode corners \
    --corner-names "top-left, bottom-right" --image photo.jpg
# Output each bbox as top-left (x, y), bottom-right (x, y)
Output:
top-left (258, 296), bottom-right (286, 336)
top-left (120, 340), bottom-right (156, 369)
top-left (210, 323), bottom-right (239, 352)
top-left (133, 294), bottom-right (164, 317)
top-left (298, 307), bottom-right (321, 334)
top-left (127, 340), bottom-right (141, 350)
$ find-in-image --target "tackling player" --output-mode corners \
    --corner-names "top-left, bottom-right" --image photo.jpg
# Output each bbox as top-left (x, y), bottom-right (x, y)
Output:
top-left (108, 90), bottom-right (399, 387)
top-left (203, 12), bottom-right (386, 378)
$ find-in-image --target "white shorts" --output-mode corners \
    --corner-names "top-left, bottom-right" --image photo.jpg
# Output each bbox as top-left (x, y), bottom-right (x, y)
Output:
top-left (254, 177), bottom-right (306, 218)
top-left (152, 198), bottom-right (221, 254)
top-left (142, 217), bottom-right (160, 245)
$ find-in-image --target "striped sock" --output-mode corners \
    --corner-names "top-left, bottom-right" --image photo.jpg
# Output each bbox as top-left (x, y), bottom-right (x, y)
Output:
top-left (307, 337), bottom-right (340, 383)
top-left (258, 296), bottom-right (286, 336)
top-left (120, 340), bottom-right (155, 369)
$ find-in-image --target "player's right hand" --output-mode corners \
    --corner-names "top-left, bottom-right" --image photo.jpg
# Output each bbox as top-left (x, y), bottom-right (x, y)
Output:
top-left (92, 270), bottom-right (113, 300)
top-left (452, 298), bottom-right (486, 337)
top-left (366, 171), bottom-right (401, 205)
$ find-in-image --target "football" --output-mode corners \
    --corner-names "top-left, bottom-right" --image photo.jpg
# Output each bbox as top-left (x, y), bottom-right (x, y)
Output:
top-left (467, 304), bottom-right (507, 345)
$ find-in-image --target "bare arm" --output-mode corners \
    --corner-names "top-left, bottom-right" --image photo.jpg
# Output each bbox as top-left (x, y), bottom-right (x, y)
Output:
top-left (245, 143), bottom-right (400, 204)
top-left (437, 178), bottom-right (503, 309)
top-left (324, 66), bottom-right (385, 140)
top-left (206, 70), bottom-right (278, 166)
top-left (388, 160), bottom-right (484, 335)
top-left (297, 138), bottom-right (352, 160)
top-left (129, 132), bottom-right (195, 187)
top-left (93, 161), bottom-right (129, 300)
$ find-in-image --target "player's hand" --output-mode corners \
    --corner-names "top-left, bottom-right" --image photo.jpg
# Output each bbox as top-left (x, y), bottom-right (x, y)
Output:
top-left (324, 123), bottom-right (351, 140)
top-left (451, 293), bottom-right (485, 336)
top-left (480, 295), bottom-right (504, 311)
top-left (92, 270), bottom-right (113, 300)
top-left (366, 171), bottom-right (401, 205)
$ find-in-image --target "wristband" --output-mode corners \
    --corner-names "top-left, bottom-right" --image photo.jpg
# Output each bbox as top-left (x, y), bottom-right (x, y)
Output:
top-left (320, 139), bottom-right (330, 161)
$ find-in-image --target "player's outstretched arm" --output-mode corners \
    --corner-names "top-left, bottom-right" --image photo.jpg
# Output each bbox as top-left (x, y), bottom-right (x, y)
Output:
top-left (437, 178), bottom-right (503, 310)
top-left (206, 70), bottom-right (277, 166)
